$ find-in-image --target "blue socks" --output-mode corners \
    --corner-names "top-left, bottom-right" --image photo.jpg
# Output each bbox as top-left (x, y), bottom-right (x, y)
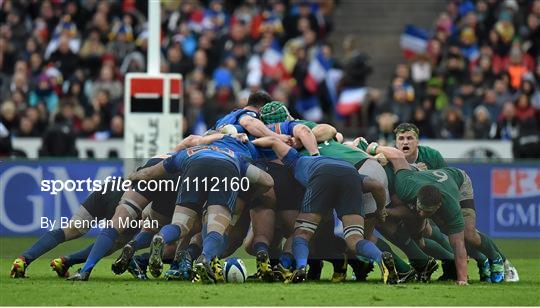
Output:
top-left (159, 225), bottom-right (181, 244)
top-left (253, 242), bottom-right (269, 254)
top-left (279, 252), bottom-right (294, 269)
top-left (220, 234), bottom-right (229, 257)
top-left (292, 237), bottom-right (309, 269)
top-left (22, 229), bottom-right (66, 264)
top-left (130, 230), bottom-right (154, 250)
top-left (81, 228), bottom-right (118, 273)
top-left (202, 231), bottom-right (224, 260)
top-left (64, 244), bottom-right (94, 267)
top-left (356, 239), bottom-right (382, 264)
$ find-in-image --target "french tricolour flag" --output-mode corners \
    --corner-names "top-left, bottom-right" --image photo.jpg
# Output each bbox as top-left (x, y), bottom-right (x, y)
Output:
top-left (261, 47), bottom-right (286, 77)
top-left (400, 25), bottom-right (429, 59)
top-left (304, 53), bottom-right (327, 93)
top-left (336, 87), bottom-right (367, 117)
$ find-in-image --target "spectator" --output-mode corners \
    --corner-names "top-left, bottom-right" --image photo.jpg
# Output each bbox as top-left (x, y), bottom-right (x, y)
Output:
top-left (91, 65), bottom-right (123, 102)
top-left (79, 28), bottom-right (107, 79)
top-left (390, 77), bottom-right (414, 122)
top-left (506, 47), bottom-right (529, 90)
top-left (440, 107), bottom-right (465, 139)
top-left (493, 77), bottom-right (513, 106)
top-left (109, 115), bottom-right (124, 139)
top-left (25, 106), bottom-right (48, 134)
top-left (79, 116), bottom-right (97, 138)
top-left (185, 89), bottom-right (209, 136)
top-left (38, 116), bottom-right (78, 157)
top-left (106, 21), bottom-right (135, 62)
top-left (91, 89), bottom-right (115, 132)
top-left (410, 106), bottom-right (435, 139)
top-left (481, 89), bottom-right (501, 121)
top-left (0, 100), bottom-right (18, 131)
top-left (490, 102), bottom-right (519, 140)
top-left (15, 116), bottom-right (39, 137)
top-left (470, 105), bottom-right (492, 139)
top-left (49, 34), bottom-right (80, 80)
top-left (166, 43), bottom-right (193, 76)
top-left (520, 78), bottom-right (540, 110)
top-left (366, 111), bottom-right (399, 146)
top-left (514, 93), bottom-right (536, 122)
top-left (29, 73), bottom-right (59, 113)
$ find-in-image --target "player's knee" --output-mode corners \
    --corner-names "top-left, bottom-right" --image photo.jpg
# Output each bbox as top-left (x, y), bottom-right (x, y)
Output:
top-left (113, 199), bottom-right (143, 231)
top-left (66, 207), bottom-right (94, 239)
top-left (343, 224), bottom-right (365, 249)
top-left (171, 206), bottom-right (199, 235)
top-left (464, 228), bottom-right (481, 246)
top-left (294, 219), bottom-right (318, 240)
top-left (142, 207), bottom-right (169, 232)
top-left (207, 209), bottom-right (231, 235)
top-left (62, 226), bottom-right (84, 240)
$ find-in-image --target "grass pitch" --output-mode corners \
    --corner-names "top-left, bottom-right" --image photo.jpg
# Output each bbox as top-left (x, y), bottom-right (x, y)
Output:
top-left (0, 237), bottom-right (539, 306)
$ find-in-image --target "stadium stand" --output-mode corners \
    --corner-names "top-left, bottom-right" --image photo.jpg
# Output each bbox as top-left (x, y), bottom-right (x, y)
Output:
top-left (0, 0), bottom-right (539, 158)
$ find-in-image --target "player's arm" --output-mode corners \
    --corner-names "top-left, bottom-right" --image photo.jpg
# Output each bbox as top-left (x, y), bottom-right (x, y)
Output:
top-left (244, 163), bottom-right (274, 196)
top-left (311, 123), bottom-right (337, 142)
top-left (128, 161), bottom-right (167, 181)
top-left (367, 144), bottom-right (410, 172)
top-left (252, 136), bottom-right (291, 159)
top-left (385, 195), bottom-right (417, 219)
top-left (361, 177), bottom-right (388, 221)
top-left (239, 116), bottom-right (291, 143)
top-left (292, 124), bottom-right (319, 156)
top-left (448, 231), bottom-right (469, 285)
top-left (171, 134), bottom-right (227, 152)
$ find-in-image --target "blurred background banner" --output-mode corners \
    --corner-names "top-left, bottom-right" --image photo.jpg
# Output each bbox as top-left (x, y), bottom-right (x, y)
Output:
top-left (0, 160), bottom-right (122, 236)
top-left (1, 160), bottom-right (538, 238)
top-left (452, 162), bottom-right (540, 238)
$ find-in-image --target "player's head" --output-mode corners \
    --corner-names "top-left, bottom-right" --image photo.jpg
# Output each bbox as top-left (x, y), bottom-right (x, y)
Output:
top-left (416, 185), bottom-right (442, 218)
top-left (260, 101), bottom-right (293, 124)
top-left (394, 123), bottom-right (420, 159)
top-left (246, 90), bottom-right (273, 110)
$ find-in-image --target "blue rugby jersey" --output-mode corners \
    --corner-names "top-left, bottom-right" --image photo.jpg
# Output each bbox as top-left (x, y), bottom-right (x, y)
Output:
top-left (214, 109), bottom-right (259, 134)
top-left (281, 148), bottom-right (356, 186)
top-left (163, 136), bottom-right (258, 175)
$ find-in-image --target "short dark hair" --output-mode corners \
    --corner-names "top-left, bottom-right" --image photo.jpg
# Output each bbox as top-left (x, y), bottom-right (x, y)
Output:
top-left (394, 122), bottom-right (420, 137)
top-left (417, 185), bottom-right (442, 212)
top-left (247, 90), bottom-right (272, 108)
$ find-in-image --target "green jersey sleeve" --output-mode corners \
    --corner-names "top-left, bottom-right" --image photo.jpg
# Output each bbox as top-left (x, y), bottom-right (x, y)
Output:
top-left (357, 138), bottom-right (369, 151)
top-left (417, 145), bottom-right (447, 169)
top-left (296, 120), bottom-right (317, 129)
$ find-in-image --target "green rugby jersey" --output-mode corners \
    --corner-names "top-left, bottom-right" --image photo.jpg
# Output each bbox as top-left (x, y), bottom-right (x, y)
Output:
top-left (296, 120), bottom-right (369, 166)
top-left (415, 145), bottom-right (447, 169)
top-left (394, 167), bottom-right (465, 234)
top-left (300, 139), bottom-right (369, 166)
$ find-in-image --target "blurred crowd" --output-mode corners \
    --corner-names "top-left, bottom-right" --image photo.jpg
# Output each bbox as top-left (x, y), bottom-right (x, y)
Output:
top-left (368, 0), bottom-right (540, 149)
top-left (1, 0), bottom-right (539, 158)
top-left (0, 0), bottom-right (340, 155)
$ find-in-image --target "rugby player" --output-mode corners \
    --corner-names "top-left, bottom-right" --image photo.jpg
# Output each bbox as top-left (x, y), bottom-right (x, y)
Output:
top-left (259, 102), bottom-right (425, 283)
top-left (368, 144), bottom-right (510, 284)
top-left (390, 123), bottom-right (518, 282)
top-left (127, 134), bottom-right (271, 283)
top-left (211, 91), bottom-right (291, 281)
top-left (252, 136), bottom-right (399, 284)
top-left (65, 134), bottom-right (230, 281)
top-left (10, 188), bottom-right (124, 278)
